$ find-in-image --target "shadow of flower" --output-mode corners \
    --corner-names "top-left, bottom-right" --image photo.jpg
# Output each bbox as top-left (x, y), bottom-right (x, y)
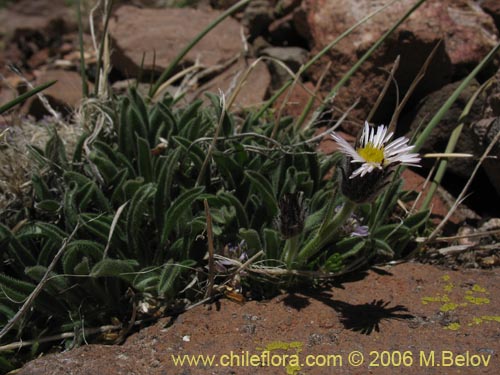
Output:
top-left (311, 293), bottom-right (414, 335)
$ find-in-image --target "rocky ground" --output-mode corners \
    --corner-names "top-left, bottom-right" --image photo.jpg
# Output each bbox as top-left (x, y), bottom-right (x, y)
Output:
top-left (0, 0), bottom-right (499, 374)
top-left (16, 262), bottom-right (500, 375)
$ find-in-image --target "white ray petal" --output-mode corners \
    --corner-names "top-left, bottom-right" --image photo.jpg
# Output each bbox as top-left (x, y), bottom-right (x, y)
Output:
top-left (332, 123), bottom-right (421, 179)
top-left (331, 133), bottom-right (365, 162)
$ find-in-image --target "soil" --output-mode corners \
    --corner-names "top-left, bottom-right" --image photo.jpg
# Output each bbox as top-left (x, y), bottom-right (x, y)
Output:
top-left (17, 262), bottom-right (500, 375)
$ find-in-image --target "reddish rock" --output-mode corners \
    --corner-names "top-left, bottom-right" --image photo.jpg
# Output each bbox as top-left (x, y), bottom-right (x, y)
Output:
top-left (0, 0), bottom-right (75, 70)
top-left (0, 81), bottom-right (18, 108)
top-left (401, 169), bottom-right (478, 225)
top-left (27, 48), bottom-right (50, 69)
top-left (296, 0), bottom-right (499, 134)
top-left (109, 5), bottom-right (243, 78)
top-left (189, 58), bottom-right (271, 109)
top-left (481, 0), bottom-right (500, 30)
top-left (242, 0), bottom-right (274, 40)
top-left (0, 0), bottom-right (74, 36)
top-left (209, 0), bottom-right (241, 9)
top-left (274, 81), bottom-right (316, 119)
top-left (276, 0), bottom-right (303, 16)
top-left (23, 70), bottom-right (92, 119)
top-left (16, 262), bottom-right (500, 375)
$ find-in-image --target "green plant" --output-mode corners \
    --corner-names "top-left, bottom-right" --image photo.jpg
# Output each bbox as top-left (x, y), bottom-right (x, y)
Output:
top-left (0, 81), bottom-right (57, 115)
top-left (2, 0), bottom-right (499, 370)
top-left (0, 87), bottom-right (427, 363)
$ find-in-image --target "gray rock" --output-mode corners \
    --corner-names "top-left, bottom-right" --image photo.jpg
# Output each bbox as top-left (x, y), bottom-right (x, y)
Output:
top-left (260, 46), bottom-right (308, 72)
top-left (260, 46), bottom-right (308, 87)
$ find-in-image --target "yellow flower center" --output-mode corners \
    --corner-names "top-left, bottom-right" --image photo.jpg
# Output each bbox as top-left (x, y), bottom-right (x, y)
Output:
top-left (357, 143), bottom-right (385, 164)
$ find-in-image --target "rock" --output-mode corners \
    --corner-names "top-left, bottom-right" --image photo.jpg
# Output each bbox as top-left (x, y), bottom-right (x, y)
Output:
top-left (0, 0), bottom-right (74, 36)
top-left (275, 0), bottom-right (303, 16)
top-left (109, 5), bottom-right (243, 79)
top-left (296, 0), bottom-right (499, 134)
top-left (260, 46), bottom-right (308, 71)
top-left (17, 262), bottom-right (500, 375)
top-left (406, 67), bottom-right (500, 205)
top-left (274, 81), bottom-right (316, 119)
top-left (242, 0), bottom-right (274, 41)
top-left (478, 217), bottom-right (500, 241)
top-left (251, 36), bottom-right (271, 55)
top-left (22, 70), bottom-right (91, 119)
top-left (0, 81), bottom-right (19, 109)
top-left (481, 0), bottom-right (500, 31)
top-left (406, 79), bottom-right (483, 179)
top-left (0, 0), bottom-right (75, 69)
top-left (27, 48), bottom-right (51, 69)
top-left (268, 13), bottom-right (308, 47)
top-left (457, 224), bottom-right (479, 246)
top-left (401, 169), bottom-right (479, 225)
top-left (473, 117), bottom-right (500, 196)
top-left (260, 46), bottom-right (309, 87)
top-left (188, 58), bottom-right (271, 109)
top-left (209, 0), bottom-right (241, 9)
top-left (471, 68), bottom-right (500, 196)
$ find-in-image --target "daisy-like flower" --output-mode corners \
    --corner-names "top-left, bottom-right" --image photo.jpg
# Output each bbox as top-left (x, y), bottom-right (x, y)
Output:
top-left (332, 121), bottom-right (420, 179)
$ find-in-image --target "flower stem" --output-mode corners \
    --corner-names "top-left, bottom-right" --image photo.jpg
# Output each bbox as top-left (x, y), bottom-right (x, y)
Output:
top-left (297, 200), bottom-right (357, 264)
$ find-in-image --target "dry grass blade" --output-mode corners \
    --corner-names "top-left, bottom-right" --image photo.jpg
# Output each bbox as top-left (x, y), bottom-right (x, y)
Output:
top-left (271, 62), bottom-right (303, 140)
top-left (0, 324), bottom-right (121, 352)
top-left (423, 153), bottom-right (474, 158)
top-left (103, 201), bottom-right (129, 258)
top-left (389, 41), bottom-right (441, 132)
top-left (0, 223), bottom-right (80, 340)
top-left (152, 65), bottom-right (201, 102)
top-left (295, 61), bottom-right (330, 133)
top-left (367, 56), bottom-right (400, 124)
top-left (425, 129), bottom-right (500, 243)
top-left (196, 92), bottom-right (226, 186)
top-left (418, 228), bottom-right (500, 243)
top-left (294, 98), bottom-right (360, 147)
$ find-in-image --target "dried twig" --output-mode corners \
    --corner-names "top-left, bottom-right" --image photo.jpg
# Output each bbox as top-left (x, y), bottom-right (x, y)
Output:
top-left (0, 324), bottom-right (121, 352)
top-left (417, 228), bottom-right (500, 243)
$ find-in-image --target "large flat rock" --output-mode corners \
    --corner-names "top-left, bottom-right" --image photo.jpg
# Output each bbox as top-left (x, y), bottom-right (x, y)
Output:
top-left (109, 5), bottom-right (244, 78)
top-left (17, 262), bottom-right (500, 374)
